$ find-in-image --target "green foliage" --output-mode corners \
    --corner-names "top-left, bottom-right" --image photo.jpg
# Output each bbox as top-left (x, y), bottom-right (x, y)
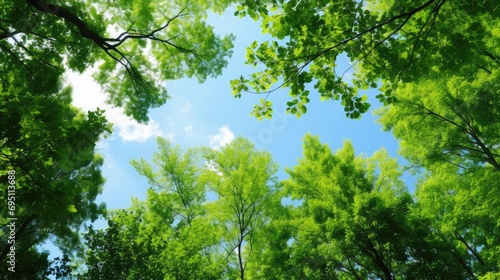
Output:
top-left (374, 23), bottom-right (500, 274)
top-left (1, 0), bottom-right (235, 122)
top-left (0, 0), bottom-right (234, 274)
top-left (79, 138), bottom-right (285, 280)
top-left (232, 0), bottom-right (499, 119)
top-left (7, 0), bottom-right (500, 279)
top-left (200, 137), bottom-right (283, 279)
top-left (416, 166), bottom-right (500, 277)
top-left (0, 74), bottom-right (110, 278)
top-left (261, 135), bottom-right (467, 279)
top-left (377, 70), bottom-right (500, 171)
top-left (131, 138), bottom-right (206, 225)
top-left (76, 133), bottom-right (500, 278)
top-left (78, 138), bottom-right (230, 279)
top-left (375, 21), bottom-right (500, 277)
top-left (77, 202), bottom-right (165, 279)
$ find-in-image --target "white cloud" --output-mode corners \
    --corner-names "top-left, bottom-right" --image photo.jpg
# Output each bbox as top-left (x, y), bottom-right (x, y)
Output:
top-left (164, 133), bottom-right (176, 142)
top-left (66, 70), bottom-right (164, 143)
top-left (208, 125), bottom-right (235, 148)
top-left (181, 102), bottom-right (191, 113)
top-left (184, 125), bottom-right (193, 134)
top-left (118, 117), bottom-right (163, 142)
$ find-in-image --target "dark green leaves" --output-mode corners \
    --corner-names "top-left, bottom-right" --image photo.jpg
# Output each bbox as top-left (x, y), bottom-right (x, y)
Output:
top-left (0, 74), bottom-right (109, 277)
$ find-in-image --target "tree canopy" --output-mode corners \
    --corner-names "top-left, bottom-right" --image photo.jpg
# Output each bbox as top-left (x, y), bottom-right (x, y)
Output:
top-left (78, 137), bottom-right (283, 279)
top-left (1, 0), bottom-right (499, 279)
top-left (0, 74), bottom-right (110, 278)
top-left (254, 135), bottom-right (468, 279)
top-left (375, 55), bottom-right (500, 279)
top-left (1, 0), bottom-right (235, 122)
top-left (1, 0), bottom-right (235, 277)
top-left (231, 0), bottom-right (499, 119)
top-left (76, 135), bottom-right (500, 279)
top-left (200, 138), bottom-right (283, 280)
top-left (376, 65), bottom-right (500, 171)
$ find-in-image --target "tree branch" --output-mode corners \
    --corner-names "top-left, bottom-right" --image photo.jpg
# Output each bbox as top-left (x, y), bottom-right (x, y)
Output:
top-left (1, 214), bottom-right (37, 260)
top-left (27, 0), bottom-right (110, 47)
top-left (454, 230), bottom-right (487, 267)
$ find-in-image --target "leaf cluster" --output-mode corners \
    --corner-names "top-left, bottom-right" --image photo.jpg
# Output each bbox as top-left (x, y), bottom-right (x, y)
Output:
top-left (0, 73), bottom-right (110, 278)
top-left (232, 0), bottom-right (499, 119)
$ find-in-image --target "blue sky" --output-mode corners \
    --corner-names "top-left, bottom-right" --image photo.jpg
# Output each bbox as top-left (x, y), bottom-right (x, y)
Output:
top-left (68, 7), bottom-right (411, 219)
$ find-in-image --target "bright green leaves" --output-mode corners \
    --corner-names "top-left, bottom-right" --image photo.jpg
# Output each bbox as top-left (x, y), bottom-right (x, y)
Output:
top-left (375, 88), bottom-right (398, 106)
top-left (415, 166), bottom-right (500, 276)
top-left (252, 98), bottom-right (273, 119)
top-left (66, 204), bottom-right (78, 213)
top-left (234, 0), bottom-right (270, 21)
top-left (377, 70), bottom-right (500, 171)
top-left (81, 137), bottom-right (226, 279)
top-left (373, 21), bottom-right (500, 276)
top-left (275, 134), bottom-right (468, 279)
top-left (81, 137), bottom-right (282, 279)
top-left (77, 131), bottom-right (500, 278)
top-left (201, 137), bottom-right (282, 279)
top-left (234, 0), bottom-right (498, 120)
top-left (231, 75), bottom-right (250, 98)
top-left (44, 157), bottom-right (54, 167)
top-left (131, 137), bottom-right (205, 224)
top-left (286, 96), bottom-right (309, 117)
top-left (230, 0), bottom-right (376, 118)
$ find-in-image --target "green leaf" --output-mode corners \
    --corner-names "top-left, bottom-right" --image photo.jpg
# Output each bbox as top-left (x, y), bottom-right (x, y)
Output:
top-left (44, 157), bottom-right (53, 166)
top-left (66, 204), bottom-right (78, 213)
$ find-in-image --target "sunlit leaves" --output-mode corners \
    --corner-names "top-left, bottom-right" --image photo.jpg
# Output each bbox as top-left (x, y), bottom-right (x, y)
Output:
top-left (252, 98), bottom-right (273, 119)
top-left (374, 27), bottom-right (500, 277)
top-left (376, 70), bottom-right (500, 170)
top-left (131, 137), bottom-right (205, 224)
top-left (77, 130), bottom-right (500, 278)
top-left (275, 135), bottom-right (467, 279)
top-left (81, 137), bottom-right (283, 279)
top-left (81, 139), bottom-right (226, 279)
top-left (66, 204), bottom-right (78, 213)
top-left (233, 0), bottom-right (498, 120)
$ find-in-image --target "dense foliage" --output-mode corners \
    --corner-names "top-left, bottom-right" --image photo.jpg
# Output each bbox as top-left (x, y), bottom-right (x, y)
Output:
top-left (1, 0), bottom-right (235, 277)
top-left (78, 138), bottom-right (281, 279)
top-left (1, 0), bottom-right (498, 279)
top-left (77, 134), bottom-right (499, 279)
top-left (0, 73), bottom-right (110, 278)
top-left (231, 0), bottom-right (498, 119)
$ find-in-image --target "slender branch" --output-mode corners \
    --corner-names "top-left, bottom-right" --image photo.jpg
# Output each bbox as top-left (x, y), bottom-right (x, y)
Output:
top-left (468, 130), bottom-right (500, 170)
top-left (26, 0), bottom-right (201, 101)
top-left (1, 215), bottom-right (37, 260)
top-left (11, 36), bottom-right (63, 71)
top-left (454, 231), bottom-right (487, 267)
top-left (409, 100), bottom-right (500, 170)
top-left (406, 0), bottom-right (445, 70)
top-left (481, 49), bottom-right (499, 65)
top-left (0, 42), bottom-right (33, 73)
top-left (27, 0), bottom-right (110, 47)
